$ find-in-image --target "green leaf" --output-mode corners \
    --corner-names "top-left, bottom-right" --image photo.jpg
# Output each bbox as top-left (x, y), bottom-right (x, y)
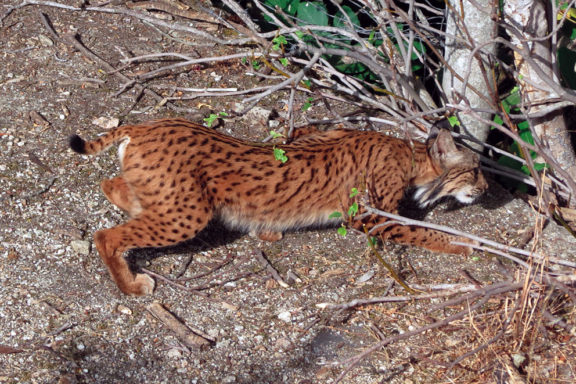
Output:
top-left (263, 0), bottom-right (294, 21)
top-left (373, 39), bottom-right (384, 48)
top-left (347, 202), bottom-right (358, 217)
top-left (337, 226), bottom-right (347, 237)
top-left (272, 35), bottom-right (288, 51)
top-left (349, 187), bottom-right (359, 198)
top-left (294, 30), bottom-right (305, 39)
top-left (286, 0), bottom-right (300, 15)
top-left (498, 155), bottom-right (523, 172)
top-left (447, 116), bottom-right (460, 127)
top-left (411, 63), bottom-right (423, 72)
top-left (302, 97), bottom-right (314, 111)
top-left (412, 40), bottom-right (426, 54)
top-left (519, 127), bottom-right (534, 145)
top-left (252, 60), bottom-right (261, 70)
top-left (297, 2), bottom-right (328, 26)
top-left (334, 62), bottom-right (379, 83)
top-left (534, 162), bottom-right (548, 171)
top-left (329, 211), bottom-right (343, 218)
top-left (503, 88), bottom-right (521, 109)
top-left (203, 111), bottom-right (228, 128)
top-left (492, 114), bottom-right (504, 129)
top-left (368, 30), bottom-right (375, 42)
top-left (558, 46), bottom-right (576, 88)
top-left (264, 0), bottom-right (290, 10)
top-left (274, 147), bottom-right (288, 163)
top-left (203, 114), bottom-right (218, 127)
top-left (273, 35), bottom-right (288, 46)
top-left (279, 57), bottom-right (289, 67)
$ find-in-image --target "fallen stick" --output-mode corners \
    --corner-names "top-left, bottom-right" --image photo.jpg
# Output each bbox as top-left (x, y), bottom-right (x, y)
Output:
top-left (147, 301), bottom-right (214, 349)
top-left (254, 249), bottom-right (289, 288)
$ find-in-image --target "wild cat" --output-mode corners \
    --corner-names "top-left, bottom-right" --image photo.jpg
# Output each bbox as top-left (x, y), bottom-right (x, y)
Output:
top-left (69, 119), bottom-right (487, 295)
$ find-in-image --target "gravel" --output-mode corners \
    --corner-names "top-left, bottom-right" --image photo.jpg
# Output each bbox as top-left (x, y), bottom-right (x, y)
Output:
top-left (1, 2), bottom-right (575, 383)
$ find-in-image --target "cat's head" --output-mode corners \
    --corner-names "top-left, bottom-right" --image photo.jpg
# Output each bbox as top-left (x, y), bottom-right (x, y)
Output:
top-left (414, 129), bottom-right (488, 207)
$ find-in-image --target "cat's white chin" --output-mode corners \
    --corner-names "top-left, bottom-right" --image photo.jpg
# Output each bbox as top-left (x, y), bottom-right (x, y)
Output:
top-left (454, 191), bottom-right (476, 205)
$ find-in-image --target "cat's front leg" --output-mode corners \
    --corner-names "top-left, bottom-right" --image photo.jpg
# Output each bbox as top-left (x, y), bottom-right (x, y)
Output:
top-left (356, 216), bottom-right (477, 255)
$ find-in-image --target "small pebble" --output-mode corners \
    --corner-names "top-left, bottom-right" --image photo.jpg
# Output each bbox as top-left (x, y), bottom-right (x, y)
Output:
top-left (277, 311), bottom-right (292, 323)
top-left (70, 240), bottom-right (91, 256)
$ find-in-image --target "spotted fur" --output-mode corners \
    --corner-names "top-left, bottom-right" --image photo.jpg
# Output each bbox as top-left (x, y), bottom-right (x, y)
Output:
top-left (69, 118), bottom-right (487, 295)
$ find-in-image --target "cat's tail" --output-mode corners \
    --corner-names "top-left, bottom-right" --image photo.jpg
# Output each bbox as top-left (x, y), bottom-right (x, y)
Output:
top-left (69, 127), bottom-right (129, 155)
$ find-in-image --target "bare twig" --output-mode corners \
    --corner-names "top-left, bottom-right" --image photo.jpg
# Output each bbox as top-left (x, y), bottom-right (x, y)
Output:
top-left (147, 301), bottom-right (213, 349)
top-left (60, 33), bottom-right (202, 116)
top-left (254, 250), bottom-right (289, 288)
top-left (316, 284), bottom-right (481, 311)
top-left (333, 295), bottom-right (493, 383)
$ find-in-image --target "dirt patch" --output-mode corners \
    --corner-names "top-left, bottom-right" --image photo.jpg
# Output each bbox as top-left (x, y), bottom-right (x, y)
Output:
top-left (1, 2), bottom-right (575, 383)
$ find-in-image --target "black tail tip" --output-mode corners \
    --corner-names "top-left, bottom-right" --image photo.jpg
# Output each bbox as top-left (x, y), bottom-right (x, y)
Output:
top-left (69, 134), bottom-right (86, 154)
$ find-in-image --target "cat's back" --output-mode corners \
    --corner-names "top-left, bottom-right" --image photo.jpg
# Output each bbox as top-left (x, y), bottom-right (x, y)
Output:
top-left (286, 128), bottom-right (412, 164)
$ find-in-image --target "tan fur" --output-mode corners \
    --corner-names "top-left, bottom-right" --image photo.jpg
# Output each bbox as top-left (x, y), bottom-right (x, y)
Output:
top-left (70, 118), bottom-right (488, 296)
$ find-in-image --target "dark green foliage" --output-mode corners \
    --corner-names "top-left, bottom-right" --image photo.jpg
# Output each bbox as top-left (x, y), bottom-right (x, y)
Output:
top-left (258, 0), bottom-right (425, 86)
top-left (493, 89), bottom-right (547, 191)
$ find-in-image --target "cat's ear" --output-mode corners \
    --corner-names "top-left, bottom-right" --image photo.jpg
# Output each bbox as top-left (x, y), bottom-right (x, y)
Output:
top-left (427, 120), bottom-right (452, 140)
top-left (428, 126), bottom-right (459, 165)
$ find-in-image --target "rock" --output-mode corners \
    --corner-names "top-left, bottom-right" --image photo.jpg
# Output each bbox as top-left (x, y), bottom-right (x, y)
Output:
top-left (277, 311), bottom-right (292, 323)
top-left (167, 348), bottom-right (182, 358)
top-left (92, 117), bottom-right (120, 130)
top-left (116, 305), bottom-right (132, 315)
top-left (70, 240), bottom-right (91, 255)
top-left (356, 270), bottom-right (375, 283)
top-left (244, 106), bottom-right (273, 123)
top-left (38, 35), bottom-right (54, 47)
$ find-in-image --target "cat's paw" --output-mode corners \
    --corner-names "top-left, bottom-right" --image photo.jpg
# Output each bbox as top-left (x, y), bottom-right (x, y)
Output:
top-left (450, 237), bottom-right (479, 256)
top-left (128, 273), bottom-right (155, 296)
top-left (251, 230), bottom-right (283, 242)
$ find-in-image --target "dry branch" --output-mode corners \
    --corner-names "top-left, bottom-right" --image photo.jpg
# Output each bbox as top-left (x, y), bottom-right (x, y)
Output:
top-left (333, 294), bottom-right (494, 382)
top-left (147, 301), bottom-right (213, 349)
top-left (60, 33), bottom-right (203, 116)
top-left (254, 250), bottom-right (289, 288)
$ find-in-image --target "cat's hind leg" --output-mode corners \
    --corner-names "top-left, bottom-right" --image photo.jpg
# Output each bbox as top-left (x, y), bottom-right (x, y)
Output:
top-left (94, 204), bottom-right (214, 295)
top-left (101, 176), bottom-right (141, 217)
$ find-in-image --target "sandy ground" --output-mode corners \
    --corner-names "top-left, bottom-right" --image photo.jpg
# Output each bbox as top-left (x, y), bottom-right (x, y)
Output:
top-left (1, 1), bottom-right (575, 383)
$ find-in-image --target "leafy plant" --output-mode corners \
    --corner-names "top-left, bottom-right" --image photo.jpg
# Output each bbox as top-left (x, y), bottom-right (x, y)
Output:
top-left (273, 147), bottom-right (288, 163)
top-left (301, 97), bottom-right (314, 111)
top-left (270, 130), bottom-right (289, 163)
top-left (203, 111), bottom-right (229, 127)
top-left (271, 35), bottom-right (288, 51)
top-left (447, 115), bottom-right (460, 127)
top-left (259, 0), bottom-right (425, 87)
top-left (330, 187), bottom-right (360, 237)
top-left (493, 88), bottom-right (548, 190)
top-left (252, 60), bottom-right (262, 70)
